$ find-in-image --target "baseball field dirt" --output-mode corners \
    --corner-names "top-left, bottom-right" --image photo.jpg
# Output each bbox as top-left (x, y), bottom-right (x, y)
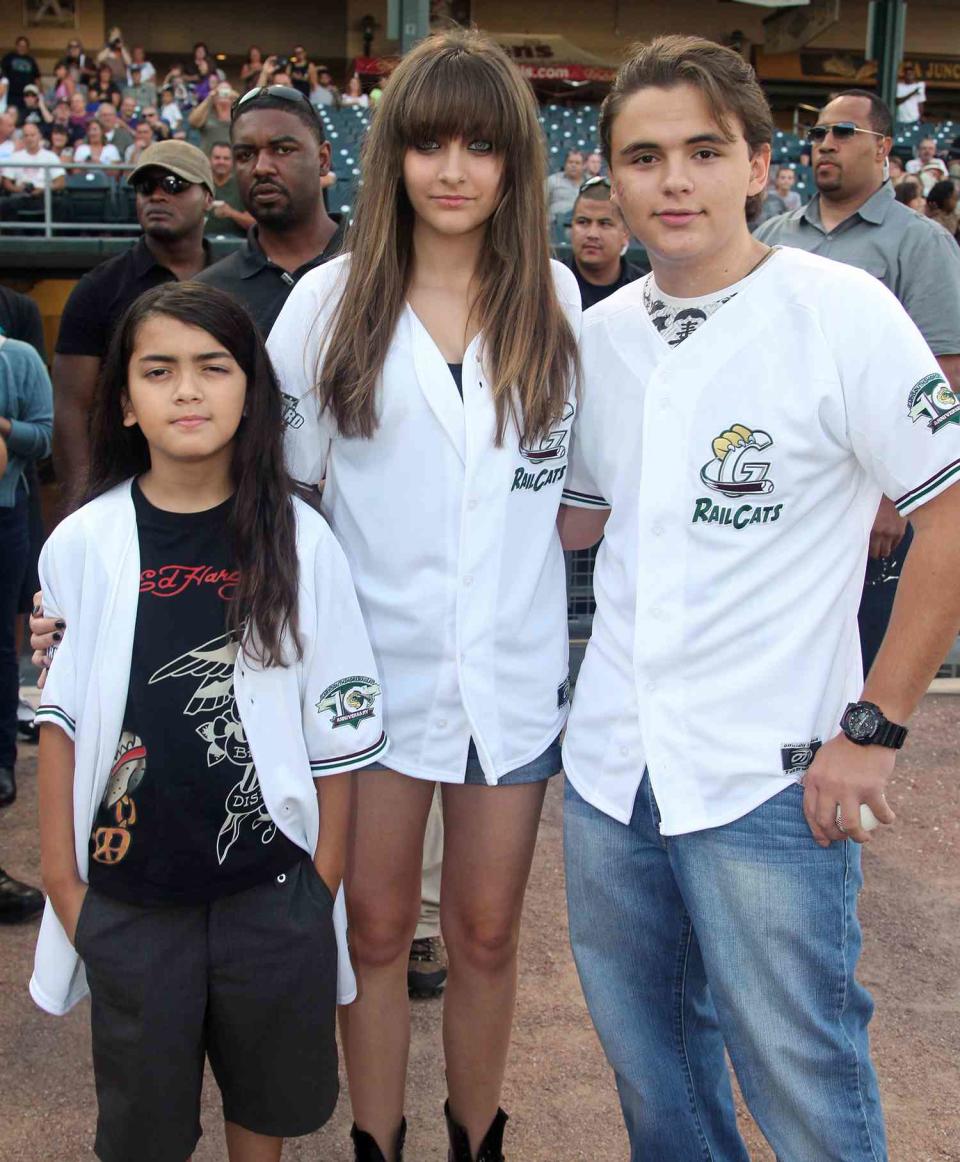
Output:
top-left (1, 695), bottom-right (957, 1160)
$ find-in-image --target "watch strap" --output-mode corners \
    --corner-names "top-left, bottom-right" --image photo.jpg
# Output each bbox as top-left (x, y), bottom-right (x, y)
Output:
top-left (872, 718), bottom-right (908, 749)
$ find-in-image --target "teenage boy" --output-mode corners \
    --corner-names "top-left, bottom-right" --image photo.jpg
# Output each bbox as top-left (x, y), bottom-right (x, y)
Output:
top-left (558, 36), bottom-right (960, 1162)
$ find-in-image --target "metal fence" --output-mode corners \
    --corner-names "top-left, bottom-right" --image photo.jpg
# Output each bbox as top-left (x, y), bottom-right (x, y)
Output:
top-left (0, 158), bottom-right (142, 236)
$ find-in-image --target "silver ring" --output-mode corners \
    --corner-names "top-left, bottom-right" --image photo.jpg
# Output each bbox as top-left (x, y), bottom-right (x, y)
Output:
top-left (834, 806), bottom-right (846, 833)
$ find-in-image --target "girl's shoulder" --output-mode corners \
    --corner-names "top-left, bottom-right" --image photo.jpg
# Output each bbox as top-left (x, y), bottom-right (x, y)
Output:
top-left (270, 253), bottom-right (351, 344)
top-left (291, 493), bottom-right (353, 581)
top-left (548, 258), bottom-right (582, 319)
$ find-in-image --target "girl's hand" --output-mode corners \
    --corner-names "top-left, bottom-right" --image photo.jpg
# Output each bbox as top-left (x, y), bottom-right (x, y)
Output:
top-left (29, 591), bottom-right (63, 689)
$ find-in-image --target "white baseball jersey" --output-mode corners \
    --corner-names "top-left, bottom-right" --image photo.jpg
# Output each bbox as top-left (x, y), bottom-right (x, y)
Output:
top-left (31, 483), bottom-right (385, 1013)
top-left (562, 247), bottom-right (960, 835)
top-left (268, 255), bottom-right (582, 783)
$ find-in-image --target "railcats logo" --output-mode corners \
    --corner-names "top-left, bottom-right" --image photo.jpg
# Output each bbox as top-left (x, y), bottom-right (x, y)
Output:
top-left (907, 373), bottom-right (960, 434)
top-left (519, 402), bottom-right (574, 464)
top-left (513, 403), bottom-right (573, 492)
top-left (281, 391), bottom-right (305, 430)
top-left (692, 423), bottom-right (782, 529)
top-left (316, 676), bottom-right (381, 729)
top-left (700, 424), bottom-right (774, 497)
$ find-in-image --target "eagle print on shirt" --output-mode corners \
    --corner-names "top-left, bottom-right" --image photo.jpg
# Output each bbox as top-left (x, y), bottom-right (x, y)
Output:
top-left (149, 631), bottom-right (277, 864)
top-left (97, 632), bottom-right (277, 867)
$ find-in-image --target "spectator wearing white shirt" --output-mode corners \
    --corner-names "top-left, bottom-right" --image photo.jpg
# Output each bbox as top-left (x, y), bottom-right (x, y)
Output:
top-left (0, 113), bottom-right (18, 161)
top-left (896, 65), bottom-right (926, 125)
top-left (159, 87), bottom-right (184, 135)
top-left (906, 137), bottom-right (949, 193)
top-left (2, 122), bottom-right (65, 192)
top-left (73, 120), bottom-right (122, 172)
top-left (340, 75), bottom-right (369, 109)
top-left (128, 45), bottom-right (155, 85)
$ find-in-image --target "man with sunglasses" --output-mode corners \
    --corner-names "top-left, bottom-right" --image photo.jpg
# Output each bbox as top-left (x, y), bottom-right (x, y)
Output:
top-left (756, 89), bottom-right (960, 675)
top-left (195, 85), bottom-right (344, 337)
top-left (52, 141), bottom-right (213, 505)
top-left (566, 176), bottom-right (646, 309)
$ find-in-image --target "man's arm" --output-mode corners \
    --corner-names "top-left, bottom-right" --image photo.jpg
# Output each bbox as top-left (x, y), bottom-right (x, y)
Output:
top-left (211, 200), bottom-right (255, 231)
top-left (804, 481), bottom-right (960, 847)
top-left (52, 353), bottom-right (100, 506)
top-left (50, 173), bottom-right (65, 192)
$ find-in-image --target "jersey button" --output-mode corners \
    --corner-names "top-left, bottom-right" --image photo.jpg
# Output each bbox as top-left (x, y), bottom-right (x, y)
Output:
top-left (463, 575), bottom-right (474, 587)
top-left (467, 499), bottom-right (477, 511)
top-left (650, 606), bottom-right (662, 619)
top-left (651, 524), bottom-right (664, 537)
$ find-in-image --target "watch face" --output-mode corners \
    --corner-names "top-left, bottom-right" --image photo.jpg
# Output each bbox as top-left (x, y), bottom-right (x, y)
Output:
top-left (846, 705), bottom-right (880, 740)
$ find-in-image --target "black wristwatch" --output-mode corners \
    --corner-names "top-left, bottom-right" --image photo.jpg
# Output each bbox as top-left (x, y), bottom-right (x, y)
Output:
top-left (840, 701), bottom-right (908, 749)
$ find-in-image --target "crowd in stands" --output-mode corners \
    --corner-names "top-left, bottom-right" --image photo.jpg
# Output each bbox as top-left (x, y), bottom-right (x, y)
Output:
top-left (0, 29), bottom-right (383, 229)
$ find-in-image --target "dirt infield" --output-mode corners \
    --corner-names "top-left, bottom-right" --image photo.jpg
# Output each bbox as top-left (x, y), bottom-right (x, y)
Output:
top-left (1, 695), bottom-right (958, 1161)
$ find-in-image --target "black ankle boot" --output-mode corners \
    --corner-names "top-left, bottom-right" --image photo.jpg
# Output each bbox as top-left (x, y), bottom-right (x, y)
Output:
top-left (444, 1101), bottom-right (508, 1162)
top-left (350, 1118), bottom-right (406, 1162)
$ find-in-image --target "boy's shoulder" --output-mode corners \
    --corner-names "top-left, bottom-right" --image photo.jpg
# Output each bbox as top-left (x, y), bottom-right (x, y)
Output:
top-left (582, 275), bottom-right (649, 337)
top-left (45, 481), bottom-right (134, 556)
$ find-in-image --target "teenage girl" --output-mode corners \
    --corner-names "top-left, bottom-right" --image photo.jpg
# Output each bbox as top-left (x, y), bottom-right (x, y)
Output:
top-left (267, 29), bottom-right (581, 1162)
top-left (32, 283), bottom-right (386, 1162)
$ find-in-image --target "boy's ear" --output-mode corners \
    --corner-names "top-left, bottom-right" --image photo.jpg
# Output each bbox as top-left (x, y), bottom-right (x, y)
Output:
top-left (748, 142), bottom-right (772, 197)
top-left (121, 392), bottom-right (138, 428)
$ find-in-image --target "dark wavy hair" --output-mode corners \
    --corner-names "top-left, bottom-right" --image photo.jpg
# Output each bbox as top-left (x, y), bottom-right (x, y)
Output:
top-left (85, 282), bottom-right (301, 667)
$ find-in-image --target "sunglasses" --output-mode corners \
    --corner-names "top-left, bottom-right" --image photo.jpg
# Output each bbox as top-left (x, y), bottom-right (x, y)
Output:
top-left (131, 172), bottom-right (193, 196)
top-left (231, 83), bottom-right (318, 122)
top-left (579, 175), bottom-right (611, 193)
top-left (806, 122), bottom-right (886, 144)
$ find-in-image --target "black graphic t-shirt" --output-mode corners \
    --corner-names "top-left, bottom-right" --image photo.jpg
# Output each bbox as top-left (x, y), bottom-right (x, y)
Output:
top-left (88, 482), bottom-right (302, 905)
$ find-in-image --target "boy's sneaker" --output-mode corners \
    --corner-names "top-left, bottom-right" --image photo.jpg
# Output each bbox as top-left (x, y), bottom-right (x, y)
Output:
top-left (0, 869), bottom-right (44, 924)
top-left (407, 935), bottom-right (448, 998)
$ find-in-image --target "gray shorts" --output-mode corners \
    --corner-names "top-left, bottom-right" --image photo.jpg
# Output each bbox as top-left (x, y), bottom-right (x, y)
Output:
top-left (75, 858), bottom-right (339, 1162)
top-left (365, 734), bottom-right (563, 784)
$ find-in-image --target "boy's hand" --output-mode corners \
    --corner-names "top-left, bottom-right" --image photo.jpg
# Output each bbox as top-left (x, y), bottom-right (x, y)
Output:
top-left (51, 880), bottom-right (87, 947)
top-left (802, 734), bottom-right (897, 848)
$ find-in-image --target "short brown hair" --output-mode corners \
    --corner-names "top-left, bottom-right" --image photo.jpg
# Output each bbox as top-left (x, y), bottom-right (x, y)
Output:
top-left (600, 35), bottom-right (774, 221)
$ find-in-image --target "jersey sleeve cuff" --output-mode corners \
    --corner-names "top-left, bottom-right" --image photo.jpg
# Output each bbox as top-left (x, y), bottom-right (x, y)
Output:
top-left (561, 487), bottom-right (609, 509)
top-left (34, 705), bottom-right (76, 740)
top-left (309, 730), bottom-right (388, 776)
top-left (895, 457), bottom-right (960, 515)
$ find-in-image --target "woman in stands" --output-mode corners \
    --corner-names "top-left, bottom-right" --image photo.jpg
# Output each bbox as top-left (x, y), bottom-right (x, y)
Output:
top-left (267, 29), bottom-right (580, 1162)
top-left (73, 119), bottom-right (121, 177)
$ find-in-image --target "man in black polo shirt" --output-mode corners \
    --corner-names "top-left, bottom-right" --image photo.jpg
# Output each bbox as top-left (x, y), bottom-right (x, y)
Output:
top-left (196, 86), bottom-right (344, 337)
top-left (566, 177), bottom-right (647, 310)
top-left (53, 141), bottom-right (213, 505)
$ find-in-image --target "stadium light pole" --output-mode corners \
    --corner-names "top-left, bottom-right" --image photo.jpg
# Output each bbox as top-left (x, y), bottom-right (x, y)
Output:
top-left (867, 0), bottom-right (908, 113)
top-left (387, 0), bottom-right (430, 54)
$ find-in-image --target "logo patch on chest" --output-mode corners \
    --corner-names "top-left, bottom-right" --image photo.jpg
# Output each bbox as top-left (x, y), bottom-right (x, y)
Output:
top-left (691, 423), bottom-right (783, 528)
top-left (512, 403), bottom-right (573, 492)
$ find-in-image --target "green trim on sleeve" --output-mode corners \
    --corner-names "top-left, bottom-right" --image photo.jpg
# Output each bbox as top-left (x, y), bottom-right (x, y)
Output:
top-left (310, 730), bottom-right (388, 774)
top-left (35, 705), bottom-right (76, 737)
top-left (561, 488), bottom-right (609, 509)
top-left (895, 457), bottom-right (960, 514)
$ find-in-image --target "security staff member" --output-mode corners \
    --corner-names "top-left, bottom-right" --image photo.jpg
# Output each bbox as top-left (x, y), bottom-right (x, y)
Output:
top-left (756, 89), bottom-right (960, 671)
top-left (196, 86), bottom-right (344, 337)
top-left (53, 141), bottom-right (213, 506)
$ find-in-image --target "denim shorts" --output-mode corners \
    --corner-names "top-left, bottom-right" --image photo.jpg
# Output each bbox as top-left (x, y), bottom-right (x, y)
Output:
top-left (365, 734), bottom-right (563, 785)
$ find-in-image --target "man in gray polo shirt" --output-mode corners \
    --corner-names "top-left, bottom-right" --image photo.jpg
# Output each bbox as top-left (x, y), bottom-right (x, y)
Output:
top-left (757, 88), bottom-right (960, 672)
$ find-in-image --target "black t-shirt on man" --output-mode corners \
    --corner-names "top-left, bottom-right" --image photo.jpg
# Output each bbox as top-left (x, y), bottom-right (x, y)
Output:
top-left (87, 482), bottom-right (301, 904)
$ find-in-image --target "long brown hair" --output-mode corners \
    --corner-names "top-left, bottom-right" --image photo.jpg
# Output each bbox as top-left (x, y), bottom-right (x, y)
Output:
top-left (318, 28), bottom-right (578, 446)
top-left (85, 283), bottom-right (301, 667)
top-left (600, 36), bottom-right (774, 222)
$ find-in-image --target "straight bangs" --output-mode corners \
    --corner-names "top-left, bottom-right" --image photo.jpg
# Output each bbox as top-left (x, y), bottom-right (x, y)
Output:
top-left (321, 29), bottom-right (576, 447)
top-left (389, 48), bottom-right (531, 158)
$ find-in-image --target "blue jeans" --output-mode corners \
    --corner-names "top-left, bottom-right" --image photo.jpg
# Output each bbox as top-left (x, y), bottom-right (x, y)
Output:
top-left (564, 774), bottom-right (887, 1162)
